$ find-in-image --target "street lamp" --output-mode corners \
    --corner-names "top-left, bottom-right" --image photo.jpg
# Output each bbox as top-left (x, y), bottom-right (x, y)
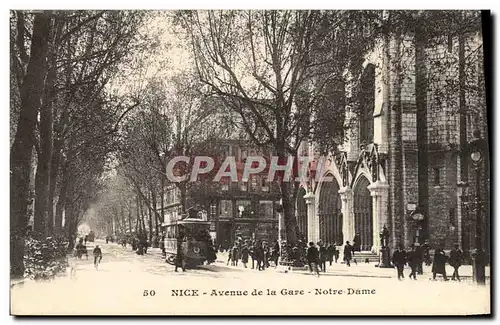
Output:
top-left (468, 138), bottom-right (487, 284)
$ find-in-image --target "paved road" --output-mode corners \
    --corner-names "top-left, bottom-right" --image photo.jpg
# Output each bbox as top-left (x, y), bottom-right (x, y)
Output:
top-left (10, 240), bottom-right (491, 315)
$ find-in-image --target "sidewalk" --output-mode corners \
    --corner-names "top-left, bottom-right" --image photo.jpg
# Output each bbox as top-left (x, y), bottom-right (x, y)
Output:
top-left (216, 251), bottom-right (490, 281)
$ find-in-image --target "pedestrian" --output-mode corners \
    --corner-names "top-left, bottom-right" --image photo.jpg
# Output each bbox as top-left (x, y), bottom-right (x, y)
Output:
top-left (392, 245), bottom-right (407, 280)
top-left (432, 244), bottom-right (448, 281)
top-left (231, 245), bottom-right (239, 266)
top-left (318, 242), bottom-right (327, 272)
top-left (75, 238), bottom-right (86, 259)
top-left (326, 243), bottom-right (334, 266)
top-left (449, 244), bottom-right (463, 281)
top-left (334, 243), bottom-right (340, 263)
top-left (226, 246), bottom-right (232, 265)
top-left (272, 241), bottom-right (280, 267)
top-left (353, 233), bottom-right (361, 253)
top-left (422, 240), bottom-right (432, 266)
top-left (93, 245), bottom-right (103, 269)
top-left (175, 236), bottom-right (186, 272)
top-left (256, 242), bottom-right (265, 271)
top-left (160, 235), bottom-right (166, 256)
top-left (343, 241), bottom-right (353, 267)
top-left (263, 242), bottom-right (270, 268)
top-left (414, 242), bottom-right (424, 274)
top-left (250, 243), bottom-right (257, 269)
top-left (84, 235), bottom-right (88, 245)
top-left (407, 245), bottom-right (420, 280)
top-left (241, 245), bottom-right (249, 268)
top-left (306, 242), bottom-right (320, 276)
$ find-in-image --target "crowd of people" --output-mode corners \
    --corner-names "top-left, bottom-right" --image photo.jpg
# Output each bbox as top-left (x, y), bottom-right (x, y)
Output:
top-left (286, 238), bottom-right (467, 281)
top-left (306, 241), bottom-right (343, 276)
top-left (73, 229), bottom-right (469, 281)
top-left (391, 242), bottom-right (464, 281)
top-left (222, 239), bottom-right (280, 271)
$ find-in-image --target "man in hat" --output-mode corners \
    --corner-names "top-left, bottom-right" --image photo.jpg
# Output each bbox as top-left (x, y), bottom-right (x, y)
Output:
top-left (422, 239), bottom-right (432, 266)
top-left (318, 241), bottom-right (327, 272)
top-left (343, 241), bottom-right (353, 267)
top-left (306, 242), bottom-right (320, 276)
top-left (432, 243), bottom-right (448, 281)
top-left (392, 245), bottom-right (407, 280)
top-left (407, 244), bottom-right (420, 280)
top-left (414, 242), bottom-right (424, 274)
top-left (240, 244), bottom-right (250, 268)
top-left (449, 243), bottom-right (463, 281)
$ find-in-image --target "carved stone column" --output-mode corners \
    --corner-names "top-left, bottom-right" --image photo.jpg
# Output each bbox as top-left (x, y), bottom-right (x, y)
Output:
top-left (339, 187), bottom-right (354, 245)
top-left (304, 192), bottom-right (319, 243)
top-left (368, 181), bottom-right (390, 253)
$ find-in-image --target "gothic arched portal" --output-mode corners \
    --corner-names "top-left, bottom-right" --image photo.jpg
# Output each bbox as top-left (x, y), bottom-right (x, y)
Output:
top-left (353, 176), bottom-right (373, 251)
top-left (318, 176), bottom-right (343, 245)
top-left (296, 187), bottom-right (308, 240)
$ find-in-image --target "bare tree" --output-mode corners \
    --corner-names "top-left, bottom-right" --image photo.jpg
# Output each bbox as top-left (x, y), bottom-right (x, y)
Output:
top-left (177, 10), bottom-right (380, 243)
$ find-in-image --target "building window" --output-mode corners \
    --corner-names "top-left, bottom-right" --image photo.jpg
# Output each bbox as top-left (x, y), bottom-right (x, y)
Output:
top-left (433, 167), bottom-right (441, 186)
top-left (258, 201), bottom-right (274, 219)
top-left (250, 176), bottom-right (258, 192)
top-left (359, 64), bottom-right (375, 144)
top-left (210, 203), bottom-right (217, 220)
top-left (235, 200), bottom-right (252, 218)
top-left (219, 200), bottom-right (233, 218)
top-left (261, 177), bottom-right (269, 192)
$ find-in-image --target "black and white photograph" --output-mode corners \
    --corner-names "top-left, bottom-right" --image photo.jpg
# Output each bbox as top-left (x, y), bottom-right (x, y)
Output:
top-left (8, 8), bottom-right (491, 315)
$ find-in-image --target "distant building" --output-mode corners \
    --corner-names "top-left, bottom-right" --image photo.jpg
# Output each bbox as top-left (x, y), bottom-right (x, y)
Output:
top-left (161, 139), bottom-right (281, 247)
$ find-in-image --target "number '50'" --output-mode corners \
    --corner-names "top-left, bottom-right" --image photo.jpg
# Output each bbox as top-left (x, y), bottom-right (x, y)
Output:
top-left (143, 290), bottom-right (156, 296)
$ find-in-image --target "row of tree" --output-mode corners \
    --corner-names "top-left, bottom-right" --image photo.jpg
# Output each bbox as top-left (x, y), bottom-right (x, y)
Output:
top-left (10, 10), bottom-right (149, 277)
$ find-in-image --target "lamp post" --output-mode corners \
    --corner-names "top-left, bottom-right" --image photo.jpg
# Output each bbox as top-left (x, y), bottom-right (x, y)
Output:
top-left (468, 138), bottom-right (487, 284)
top-left (277, 199), bottom-right (284, 244)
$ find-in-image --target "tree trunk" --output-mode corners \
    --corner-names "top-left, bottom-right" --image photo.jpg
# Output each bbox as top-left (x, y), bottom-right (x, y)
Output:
top-left (128, 200), bottom-right (132, 233)
top-left (120, 204), bottom-right (125, 234)
top-left (276, 142), bottom-right (298, 244)
top-left (136, 195), bottom-right (141, 233)
top-left (34, 41), bottom-right (57, 236)
top-left (55, 158), bottom-right (69, 233)
top-left (280, 180), bottom-right (298, 244)
top-left (10, 12), bottom-right (51, 278)
top-left (147, 191), bottom-right (153, 241)
top-left (140, 199), bottom-right (147, 234)
top-left (64, 201), bottom-right (73, 239)
top-left (159, 178), bottom-right (164, 234)
top-left (49, 38), bottom-right (72, 236)
top-left (151, 188), bottom-right (159, 236)
top-left (415, 17), bottom-right (429, 241)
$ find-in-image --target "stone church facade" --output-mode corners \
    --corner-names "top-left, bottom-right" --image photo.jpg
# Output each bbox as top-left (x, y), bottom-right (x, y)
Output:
top-left (296, 31), bottom-right (488, 255)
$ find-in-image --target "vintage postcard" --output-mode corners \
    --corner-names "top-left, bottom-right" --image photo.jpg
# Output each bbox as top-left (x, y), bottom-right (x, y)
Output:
top-left (9, 9), bottom-right (491, 316)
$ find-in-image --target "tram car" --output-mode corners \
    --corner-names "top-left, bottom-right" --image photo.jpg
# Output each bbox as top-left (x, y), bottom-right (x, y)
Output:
top-left (162, 210), bottom-right (212, 268)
